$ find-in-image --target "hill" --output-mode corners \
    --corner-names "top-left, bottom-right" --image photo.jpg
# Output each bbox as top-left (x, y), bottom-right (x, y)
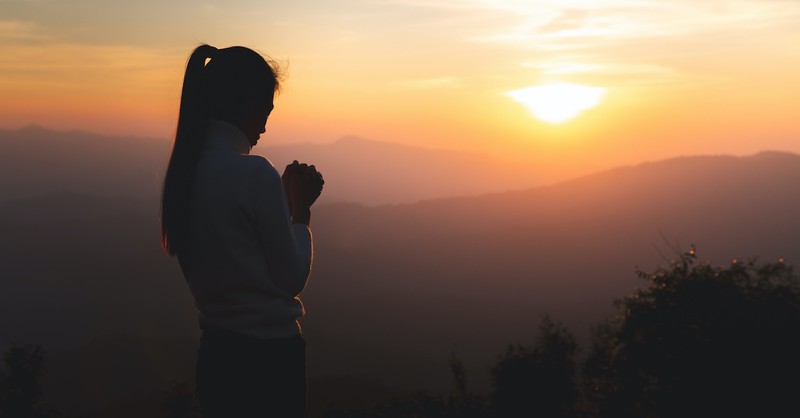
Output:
top-left (303, 151), bottom-right (800, 389)
top-left (2, 125), bottom-right (799, 414)
top-left (0, 125), bottom-right (540, 205)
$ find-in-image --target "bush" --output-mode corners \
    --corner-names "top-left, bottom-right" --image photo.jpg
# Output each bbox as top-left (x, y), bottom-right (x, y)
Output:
top-left (491, 316), bottom-right (579, 418)
top-left (584, 251), bottom-right (800, 417)
top-left (0, 344), bottom-right (57, 418)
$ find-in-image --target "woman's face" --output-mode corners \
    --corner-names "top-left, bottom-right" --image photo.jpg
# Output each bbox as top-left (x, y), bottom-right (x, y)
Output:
top-left (241, 91), bottom-right (275, 147)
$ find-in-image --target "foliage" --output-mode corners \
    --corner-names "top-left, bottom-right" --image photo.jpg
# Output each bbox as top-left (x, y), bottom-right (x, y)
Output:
top-left (490, 315), bottom-right (579, 418)
top-left (446, 352), bottom-right (485, 417)
top-left (323, 356), bottom-right (489, 418)
top-left (6, 250), bottom-right (798, 418)
top-left (325, 316), bottom-right (578, 418)
top-left (326, 251), bottom-right (800, 418)
top-left (0, 344), bottom-right (57, 418)
top-left (161, 380), bottom-right (200, 418)
top-left (584, 251), bottom-right (800, 417)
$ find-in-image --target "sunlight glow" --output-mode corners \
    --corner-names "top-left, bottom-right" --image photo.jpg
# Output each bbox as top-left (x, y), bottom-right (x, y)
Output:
top-left (506, 83), bottom-right (607, 124)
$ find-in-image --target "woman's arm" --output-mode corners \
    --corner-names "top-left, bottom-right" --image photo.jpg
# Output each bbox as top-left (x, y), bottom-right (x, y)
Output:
top-left (246, 158), bottom-right (313, 297)
top-left (282, 160), bottom-right (323, 225)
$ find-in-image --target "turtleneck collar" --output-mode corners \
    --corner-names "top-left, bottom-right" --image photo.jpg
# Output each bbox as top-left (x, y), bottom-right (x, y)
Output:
top-left (204, 119), bottom-right (252, 155)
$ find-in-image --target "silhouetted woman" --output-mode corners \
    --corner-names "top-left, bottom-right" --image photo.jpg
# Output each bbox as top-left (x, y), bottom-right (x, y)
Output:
top-left (160, 44), bottom-right (323, 417)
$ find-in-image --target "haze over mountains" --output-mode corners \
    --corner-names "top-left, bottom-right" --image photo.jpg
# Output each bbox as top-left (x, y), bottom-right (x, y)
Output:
top-left (2, 125), bottom-right (799, 416)
top-left (0, 125), bottom-right (542, 206)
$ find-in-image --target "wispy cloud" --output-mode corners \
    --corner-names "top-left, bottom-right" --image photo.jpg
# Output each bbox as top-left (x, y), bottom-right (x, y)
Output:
top-left (0, 41), bottom-right (178, 96)
top-left (392, 76), bottom-right (461, 90)
top-left (527, 61), bottom-right (604, 75)
top-left (201, 3), bottom-right (221, 13)
top-left (382, 0), bottom-right (800, 85)
top-left (463, 0), bottom-right (800, 46)
top-left (0, 20), bottom-right (49, 42)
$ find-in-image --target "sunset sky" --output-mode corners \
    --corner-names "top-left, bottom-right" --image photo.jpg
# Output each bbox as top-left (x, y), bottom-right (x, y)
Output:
top-left (1, 0), bottom-right (798, 175)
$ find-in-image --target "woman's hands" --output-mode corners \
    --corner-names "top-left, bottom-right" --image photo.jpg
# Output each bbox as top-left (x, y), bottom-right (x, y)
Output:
top-left (282, 160), bottom-right (324, 225)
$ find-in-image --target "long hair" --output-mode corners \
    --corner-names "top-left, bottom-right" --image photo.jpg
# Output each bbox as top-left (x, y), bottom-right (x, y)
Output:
top-left (160, 44), bottom-right (281, 256)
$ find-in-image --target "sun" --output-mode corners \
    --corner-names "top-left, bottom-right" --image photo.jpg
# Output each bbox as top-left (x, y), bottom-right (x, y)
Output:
top-left (506, 83), bottom-right (606, 124)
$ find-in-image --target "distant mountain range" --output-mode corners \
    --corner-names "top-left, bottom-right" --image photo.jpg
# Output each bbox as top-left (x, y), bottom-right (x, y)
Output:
top-left (0, 125), bottom-right (541, 205)
top-left (2, 125), bottom-right (799, 416)
top-left (304, 150), bottom-right (800, 390)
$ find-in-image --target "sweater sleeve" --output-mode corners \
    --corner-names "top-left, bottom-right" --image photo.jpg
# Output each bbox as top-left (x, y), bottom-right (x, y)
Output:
top-left (245, 157), bottom-right (313, 297)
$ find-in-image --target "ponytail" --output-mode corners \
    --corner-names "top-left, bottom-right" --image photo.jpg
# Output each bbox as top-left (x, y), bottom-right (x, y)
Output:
top-left (160, 44), bottom-right (216, 256)
top-left (160, 44), bottom-right (281, 256)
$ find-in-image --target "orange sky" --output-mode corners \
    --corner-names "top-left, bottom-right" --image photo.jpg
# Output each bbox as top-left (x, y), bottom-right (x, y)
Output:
top-left (1, 0), bottom-right (798, 177)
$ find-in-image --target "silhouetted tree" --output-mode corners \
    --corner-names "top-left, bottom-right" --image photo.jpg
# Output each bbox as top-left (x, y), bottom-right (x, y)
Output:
top-left (324, 251), bottom-right (800, 418)
top-left (161, 380), bottom-right (200, 418)
top-left (449, 352), bottom-right (467, 409)
top-left (323, 353), bottom-right (488, 417)
top-left (0, 344), bottom-right (57, 418)
top-left (491, 315), bottom-right (578, 418)
top-left (447, 352), bottom-right (487, 418)
top-left (324, 390), bottom-right (447, 418)
top-left (584, 251), bottom-right (800, 417)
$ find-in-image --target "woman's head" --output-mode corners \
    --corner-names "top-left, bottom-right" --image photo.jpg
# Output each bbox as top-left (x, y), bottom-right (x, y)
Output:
top-left (161, 44), bottom-right (282, 255)
top-left (179, 45), bottom-right (282, 145)
top-left (204, 46), bottom-right (281, 144)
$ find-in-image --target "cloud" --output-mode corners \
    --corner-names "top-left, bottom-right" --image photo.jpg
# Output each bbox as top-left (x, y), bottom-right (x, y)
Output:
top-left (0, 40), bottom-right (179, 98)
top-left (392, 76), bottom-right (461, 90)
top-left (460, 0), bottom-right (800, 46)
top-left (383, 0), bottom-right (800, 84)
top-left (528, 61), bottom-right (604, 75)
top-left (421, 1), bottom-right (798, 91)
top-left (201, 3), bottom-right (221, 13)
top-left (0, 20), bottom-right (49, 42)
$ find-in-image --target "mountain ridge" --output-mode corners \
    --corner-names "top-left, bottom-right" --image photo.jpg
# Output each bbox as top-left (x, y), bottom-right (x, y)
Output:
top-left (2, 125), bottom-right (799, 409)
top-left (0, 124), bottom-right (542, 205)
top-left (332, 150), bottom-right (800, 209)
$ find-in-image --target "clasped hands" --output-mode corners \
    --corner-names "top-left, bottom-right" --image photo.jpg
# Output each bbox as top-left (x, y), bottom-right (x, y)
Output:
top-left (282, 160), bottom-right (324, 225)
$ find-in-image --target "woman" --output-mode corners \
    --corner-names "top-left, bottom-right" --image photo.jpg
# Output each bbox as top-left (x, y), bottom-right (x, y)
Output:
top-left (160, 44), bottom-right (323, 417)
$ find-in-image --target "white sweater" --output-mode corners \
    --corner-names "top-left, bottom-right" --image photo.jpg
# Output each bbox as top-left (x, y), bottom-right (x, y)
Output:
top-left (177, 119), bottom-right (313, 339)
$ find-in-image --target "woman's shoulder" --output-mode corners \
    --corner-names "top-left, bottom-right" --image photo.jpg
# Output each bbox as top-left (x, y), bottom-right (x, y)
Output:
top-left (240, 154), bottom-right (281, 182)
top-left (237, 154), bottom-right (275, 169)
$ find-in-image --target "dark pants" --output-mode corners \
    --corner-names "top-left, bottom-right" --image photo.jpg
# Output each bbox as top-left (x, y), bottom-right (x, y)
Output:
top-left (196, 328), bottom-right (306, 418)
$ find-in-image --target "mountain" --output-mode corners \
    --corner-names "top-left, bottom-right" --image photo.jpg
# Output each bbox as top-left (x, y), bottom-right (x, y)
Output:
top-left (302, 151), bottom-right (800, 390)
top-left (265, 135), bottom-right (543, 205)
top-left (2, 149), bottom-right (799, 412)
top-left (0, 125), bottom-right (171, 202)
top-left (2, 125), bottom-right (799, 415)
top-left (0, 125), bottom-right (541, 205)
